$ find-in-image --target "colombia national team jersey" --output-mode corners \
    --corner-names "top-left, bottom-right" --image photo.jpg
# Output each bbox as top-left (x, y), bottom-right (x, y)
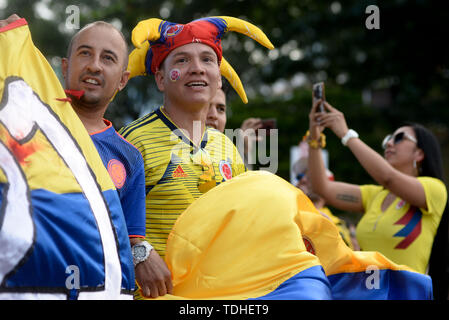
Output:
top-left (357, 176), bottom-right (447, 273)
top-left (119, 107), bottom-right (246, 257)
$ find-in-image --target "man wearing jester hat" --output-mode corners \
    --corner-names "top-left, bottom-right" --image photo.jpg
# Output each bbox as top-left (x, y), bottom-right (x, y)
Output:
top-left (119, 16), bottom-right (273, 299)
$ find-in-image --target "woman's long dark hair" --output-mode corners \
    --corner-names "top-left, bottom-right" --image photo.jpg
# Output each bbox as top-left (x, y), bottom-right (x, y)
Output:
top-left (408, 122), bottom-right (448, 300)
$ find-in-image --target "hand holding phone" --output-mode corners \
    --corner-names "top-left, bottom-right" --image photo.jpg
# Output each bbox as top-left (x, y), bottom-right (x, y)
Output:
top-left (312, 82), bottom-right (325, 112)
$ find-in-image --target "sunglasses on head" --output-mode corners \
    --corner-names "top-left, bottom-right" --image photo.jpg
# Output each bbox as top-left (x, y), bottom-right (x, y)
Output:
top-left (382, 131), bottom-right (417, 150)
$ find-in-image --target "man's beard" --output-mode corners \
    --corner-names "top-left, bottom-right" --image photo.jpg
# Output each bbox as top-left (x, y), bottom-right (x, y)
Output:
top-left (79, 93), bottom-right (102, 106)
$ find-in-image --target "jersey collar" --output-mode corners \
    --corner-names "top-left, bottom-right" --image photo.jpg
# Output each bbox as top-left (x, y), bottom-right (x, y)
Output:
top-left (157, 106), bottom-right (209, 152)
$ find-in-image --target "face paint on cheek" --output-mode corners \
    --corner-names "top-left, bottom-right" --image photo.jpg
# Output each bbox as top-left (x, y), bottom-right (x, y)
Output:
top-left (169, 68), bottom-right (181, 82)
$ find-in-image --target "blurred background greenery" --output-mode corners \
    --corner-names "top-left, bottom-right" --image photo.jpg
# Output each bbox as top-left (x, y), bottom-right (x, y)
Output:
top-left (2, 0), bottom-right (449, 222)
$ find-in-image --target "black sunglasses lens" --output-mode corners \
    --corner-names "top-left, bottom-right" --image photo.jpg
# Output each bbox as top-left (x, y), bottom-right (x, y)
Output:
top-left (393, 132), bottom-right (405, 144)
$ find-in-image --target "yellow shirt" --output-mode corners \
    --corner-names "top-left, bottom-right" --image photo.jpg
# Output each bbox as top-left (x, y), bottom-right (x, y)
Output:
top-left (119, 107), bottom-right (246, 258)
top-left (357, 177), bottom-right (447, 273)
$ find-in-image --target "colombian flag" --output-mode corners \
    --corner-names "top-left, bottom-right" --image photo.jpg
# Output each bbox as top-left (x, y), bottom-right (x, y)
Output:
top-left (156, 171), bottom-right (432, 300)
top-left (0, 19), bottom-right (133, 299)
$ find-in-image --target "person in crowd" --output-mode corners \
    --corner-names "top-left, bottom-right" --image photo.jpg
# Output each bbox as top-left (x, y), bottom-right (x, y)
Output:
top-left (206, 86), bottom-right (227, 133)
top-left (306, 98), bottom-right (448, 299)
top-left (205, 82), bottom-right (264, 169)
top-left (61, 21), bottom-right (169, 299)
top-left (119, 16), bottom-right (273, 298)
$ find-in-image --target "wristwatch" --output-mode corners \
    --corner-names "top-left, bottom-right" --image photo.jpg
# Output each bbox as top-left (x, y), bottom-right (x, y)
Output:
top-left (341, 129), bottom-right (359, 146)
top-left (131, 241), bottom-right (153, 267)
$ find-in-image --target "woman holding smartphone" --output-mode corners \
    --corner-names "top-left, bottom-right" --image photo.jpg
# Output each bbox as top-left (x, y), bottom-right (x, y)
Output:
top-left (306, 98), bottom-right (448, 300)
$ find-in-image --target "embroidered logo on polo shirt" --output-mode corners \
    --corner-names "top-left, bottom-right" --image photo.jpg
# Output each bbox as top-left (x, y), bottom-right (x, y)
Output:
top-left (173, 164), bottom-right (188, 178)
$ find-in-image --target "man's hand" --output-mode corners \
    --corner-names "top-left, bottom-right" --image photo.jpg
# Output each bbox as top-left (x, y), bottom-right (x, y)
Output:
top-left (0, 14), bottom-right (21, 28)
top-left (135, 249), bottom-right (173, 298)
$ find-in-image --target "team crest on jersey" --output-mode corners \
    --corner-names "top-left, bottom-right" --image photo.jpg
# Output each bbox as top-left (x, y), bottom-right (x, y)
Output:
top-left (219, 160), bottom-right (232, 181)
top-left (107, 159), bottom-right (126, 189)
top-left (396, 199), bottom-right (407, 210)
top-left (173, 164), bottom-right (188, 178)
top-left (165, 24), bottom-right (184, 37)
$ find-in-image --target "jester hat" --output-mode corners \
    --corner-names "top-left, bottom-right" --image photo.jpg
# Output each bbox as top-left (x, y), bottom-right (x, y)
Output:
top-left (128, 16), bottom-right (274, 104)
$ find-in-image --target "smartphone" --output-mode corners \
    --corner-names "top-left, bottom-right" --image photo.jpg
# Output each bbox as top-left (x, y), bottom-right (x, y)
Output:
top-left (257, 118), bottom-right (277, 136)
top-left (312, 82), bottom-right (325, 112)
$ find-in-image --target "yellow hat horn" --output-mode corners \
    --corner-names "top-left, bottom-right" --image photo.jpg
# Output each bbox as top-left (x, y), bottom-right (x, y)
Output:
top-left (131, 18), bottom-right (163, 48)
top-left (220, 57), bottom-right (247, 104)
top-left (212, 16), bottom-right (273, 104)
top-left (213, 16), bottom-right (274, 50)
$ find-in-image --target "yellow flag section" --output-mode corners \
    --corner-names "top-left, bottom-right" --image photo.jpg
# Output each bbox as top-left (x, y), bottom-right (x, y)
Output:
top-left (0, 22), bottom-right (112, 192)
top-left (156, 171), bottom-right (432, 300)
top-left (0, 19), bottom-right (133, 299)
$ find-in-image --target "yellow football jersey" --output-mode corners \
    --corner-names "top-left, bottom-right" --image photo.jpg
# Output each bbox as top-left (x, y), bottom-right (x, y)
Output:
top-left (119, 107), bottom-right (246, 258)
top-left (357, 176), bottom-right (447, 273)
